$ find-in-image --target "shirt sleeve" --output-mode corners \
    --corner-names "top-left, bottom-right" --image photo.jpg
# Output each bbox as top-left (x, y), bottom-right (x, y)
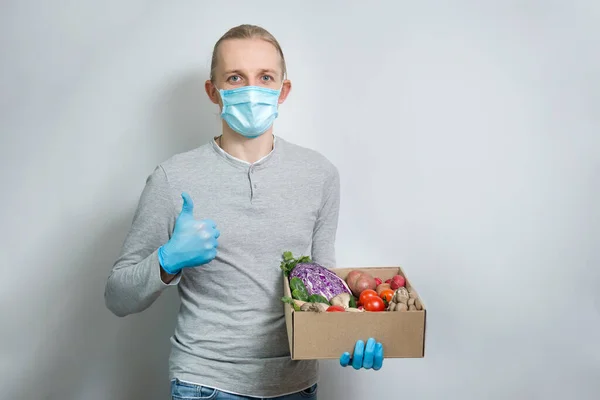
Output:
top-left (104, 165), bottom-right (181, 317)
top-left (311, 165), bottom-right (341, 268)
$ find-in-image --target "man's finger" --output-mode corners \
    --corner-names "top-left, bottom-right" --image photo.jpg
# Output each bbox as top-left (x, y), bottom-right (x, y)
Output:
top-left (201, 219), bottom-right (217, 229)
top-left (362, 338), bottom-right (376, 369)
top-left (180, 192), bottom-right (194, 215)
top-left (373, 342), bottom-right (384, 371)
top-left (340, 352), bottom-right (351, 367)
top-left (352, 340), bottom-right (365, 370)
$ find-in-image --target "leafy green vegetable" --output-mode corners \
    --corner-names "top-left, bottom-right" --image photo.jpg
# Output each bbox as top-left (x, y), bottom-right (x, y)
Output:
top-left (290, 277), bottom-right (306, 292)
top-left (308, 294), bottom-right (330, 305)
top-left (290, 277), bottom-right (309, 301)
top-left (292, 289), bottom-right (308, 302)
top-left (280, 251), bottom-right (312, 276)
top-left (281, 296), bottom-right (301, 311)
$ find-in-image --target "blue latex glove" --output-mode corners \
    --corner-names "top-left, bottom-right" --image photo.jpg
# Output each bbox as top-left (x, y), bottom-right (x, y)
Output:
top-left (340, 338), bottom-right (384, 370)
top-left (158, 192), bottom-right (220, 275)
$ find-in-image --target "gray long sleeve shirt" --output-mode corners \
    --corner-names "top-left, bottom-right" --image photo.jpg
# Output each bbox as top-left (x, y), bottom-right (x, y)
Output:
top-left (104, 136), bottom-right (340, 398)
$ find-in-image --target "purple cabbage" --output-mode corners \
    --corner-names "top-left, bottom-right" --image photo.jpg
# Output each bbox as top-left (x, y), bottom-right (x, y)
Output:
top-left (289, 262), bottom-right (352, 301)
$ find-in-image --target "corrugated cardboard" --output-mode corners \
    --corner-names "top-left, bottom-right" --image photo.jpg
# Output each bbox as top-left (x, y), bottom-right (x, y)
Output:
top-left (283, 266), bottom-right (426, 360)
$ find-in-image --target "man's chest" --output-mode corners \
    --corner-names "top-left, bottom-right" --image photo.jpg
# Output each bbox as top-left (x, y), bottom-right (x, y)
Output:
top-left (177, 170), bottom-right (323, 257)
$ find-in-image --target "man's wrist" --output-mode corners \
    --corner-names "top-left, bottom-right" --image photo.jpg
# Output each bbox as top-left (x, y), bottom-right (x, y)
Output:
top-left (158, 245), bottom-right (179, 283)
top-left (160, 266), bottom-right (177, 284)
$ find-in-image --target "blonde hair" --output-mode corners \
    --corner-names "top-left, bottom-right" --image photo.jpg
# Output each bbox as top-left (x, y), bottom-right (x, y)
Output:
top-left (210, 24), bottom-right (287, 83)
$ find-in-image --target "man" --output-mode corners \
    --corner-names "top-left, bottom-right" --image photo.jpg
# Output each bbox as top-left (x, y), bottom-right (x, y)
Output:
top-left (104, 24), bottom-right (383, 399)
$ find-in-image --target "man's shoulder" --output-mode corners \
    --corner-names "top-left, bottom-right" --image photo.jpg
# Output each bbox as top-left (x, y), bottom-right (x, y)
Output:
top-left (158, 142), bottom-right (214, 172)
top-left (279, 137), bottom-right (338, 176)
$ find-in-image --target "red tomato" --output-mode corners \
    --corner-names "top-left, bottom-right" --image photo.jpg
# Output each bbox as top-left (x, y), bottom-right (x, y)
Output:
top-left (326, 305), bottom-right (345, 312)
top-left (358, 289), bottom-right (378, 306)
top-left (363, 296), bottom-right (385, 312)
top-left (379, 289), bottom-right (394, 303)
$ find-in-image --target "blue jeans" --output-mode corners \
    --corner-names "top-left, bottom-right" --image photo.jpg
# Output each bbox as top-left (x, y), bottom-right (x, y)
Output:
top-left (170, 379), bottom-right (318, 400)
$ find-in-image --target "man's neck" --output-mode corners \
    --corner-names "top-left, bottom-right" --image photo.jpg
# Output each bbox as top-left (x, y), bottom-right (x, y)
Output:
top-left (218, 126), bottom-right (275, 164)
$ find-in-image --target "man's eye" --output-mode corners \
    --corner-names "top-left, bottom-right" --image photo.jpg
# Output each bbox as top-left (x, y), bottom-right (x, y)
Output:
top-left (228, 76), bottom-right (241, 82)
top-left (261, 75), bottom-right (273, 81)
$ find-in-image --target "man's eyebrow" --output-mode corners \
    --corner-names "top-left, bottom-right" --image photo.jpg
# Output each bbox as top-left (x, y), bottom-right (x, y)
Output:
top-left (222, 69), bottom-right (278, 75)
top-left (223, 69), bottom-right (243, 76)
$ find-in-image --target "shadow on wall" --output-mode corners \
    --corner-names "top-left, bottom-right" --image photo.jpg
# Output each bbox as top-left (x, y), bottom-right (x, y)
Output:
top-left (150, 68), bottom-right (221, 157)
top-left (11, 70), bottom-right (221, 400)
top-left (106, 69), bottom-right (222, 399)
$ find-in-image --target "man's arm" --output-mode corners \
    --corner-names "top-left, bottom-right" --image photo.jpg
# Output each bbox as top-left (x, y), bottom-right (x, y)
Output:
top-left (311, 165), bottom-right (341, 267)
top-left (104, 165), bottom-right (180, 317)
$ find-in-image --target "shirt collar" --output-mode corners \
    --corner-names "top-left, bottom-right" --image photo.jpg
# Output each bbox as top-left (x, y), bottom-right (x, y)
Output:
top-left (210, 135), bottom-right (279, 170)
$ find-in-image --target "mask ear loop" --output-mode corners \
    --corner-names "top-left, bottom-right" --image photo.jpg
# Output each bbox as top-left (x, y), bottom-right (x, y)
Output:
top-left (212, 83), bottom-right (227, 120)
top-left (278, 70), bottom-right (286, 92)
top-left (213, 82), bottom-right (223, 96)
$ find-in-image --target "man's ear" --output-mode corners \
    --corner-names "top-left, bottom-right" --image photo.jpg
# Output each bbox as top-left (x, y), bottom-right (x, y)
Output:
top-left (278, 79), bottom-right (292, 104)
top-left (205, 80), bottom-right (221, 105)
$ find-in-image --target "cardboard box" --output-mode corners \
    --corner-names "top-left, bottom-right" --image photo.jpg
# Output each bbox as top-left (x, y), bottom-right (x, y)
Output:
top-left (283, 266), bottom-right (426, 360)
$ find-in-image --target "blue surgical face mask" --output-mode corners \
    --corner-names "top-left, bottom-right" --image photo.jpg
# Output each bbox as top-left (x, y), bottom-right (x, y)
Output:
top-left (216, 85), bottom-right (282, 138)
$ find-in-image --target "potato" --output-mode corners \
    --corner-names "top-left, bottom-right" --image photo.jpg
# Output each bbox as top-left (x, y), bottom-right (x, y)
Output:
top-left (395, 287), bottom-right (409, 304)
top-left (354, 275), bottom-right (376, 295)
top-left (408, 298), bottom-right (415, 306)
top-left (408, 305), bottom-right (416, 311)
top-left (345, 270), bottom-right (362, 289)
top-left (346, 270), bottom-right (377, 296)
top-left (396, 303), bottom-right (408, 312)
top-left (300, 302), bottom-right (329, 313)
top-left (415, 298), bottom-right (423, 310)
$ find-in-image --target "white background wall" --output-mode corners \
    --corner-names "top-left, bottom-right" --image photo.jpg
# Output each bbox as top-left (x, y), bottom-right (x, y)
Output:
top-left (1, 1), bottom-right (599, 399)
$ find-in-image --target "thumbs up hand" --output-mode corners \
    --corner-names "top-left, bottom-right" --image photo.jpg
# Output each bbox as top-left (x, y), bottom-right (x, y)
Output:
top-left (158, 192), bottom-right (220, 275)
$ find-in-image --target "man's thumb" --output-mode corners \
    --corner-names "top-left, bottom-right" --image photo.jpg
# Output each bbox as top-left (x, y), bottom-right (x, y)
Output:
top-left (180, 192), bottom-right (194, 215)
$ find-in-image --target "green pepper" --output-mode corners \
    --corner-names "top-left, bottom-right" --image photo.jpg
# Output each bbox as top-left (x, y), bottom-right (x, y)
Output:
top-left (308, 294), bottom-right (330, 305)
top-left (349, 296), bottom-right (357, 308)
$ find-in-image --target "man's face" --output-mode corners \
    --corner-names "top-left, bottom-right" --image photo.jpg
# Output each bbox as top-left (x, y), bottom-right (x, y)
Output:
top-left (206, 38), bottom-right (291, 107)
